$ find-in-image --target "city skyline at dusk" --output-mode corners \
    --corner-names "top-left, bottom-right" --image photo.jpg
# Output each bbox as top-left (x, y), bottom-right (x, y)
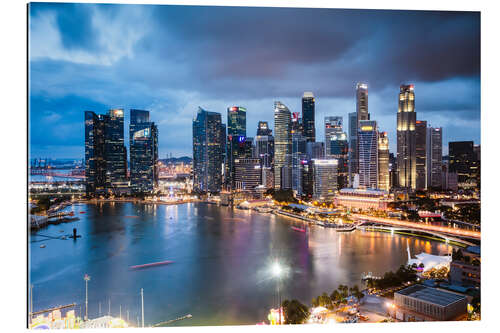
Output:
top-left (29, 3), bottom-right (480, 159)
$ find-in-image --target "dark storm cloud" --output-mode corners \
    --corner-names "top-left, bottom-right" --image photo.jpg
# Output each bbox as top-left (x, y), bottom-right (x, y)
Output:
top-left (28, 3), bottom-right (480, 158)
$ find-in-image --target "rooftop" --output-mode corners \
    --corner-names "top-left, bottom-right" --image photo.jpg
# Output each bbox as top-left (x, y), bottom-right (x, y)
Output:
top-left (396, 285), bottom-right (466, 307)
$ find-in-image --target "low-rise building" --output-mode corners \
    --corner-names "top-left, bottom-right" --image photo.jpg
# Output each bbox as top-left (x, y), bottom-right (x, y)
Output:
top-left (449, 246), bottom-right (480, 287)
top-left (334, 188), bottom-right (390, 210)
top-left (393, 285), bottom-right (467, 321)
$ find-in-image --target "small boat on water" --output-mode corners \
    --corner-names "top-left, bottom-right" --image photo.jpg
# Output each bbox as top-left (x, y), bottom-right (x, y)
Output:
top-left (80, 211), bottom-right (86, 214)
top-left (40, 244), bottom-right (46, 248)
top-left (130, 260), bottom-right (174, 270)
top-left (291, 226), bottom-right (306, 233)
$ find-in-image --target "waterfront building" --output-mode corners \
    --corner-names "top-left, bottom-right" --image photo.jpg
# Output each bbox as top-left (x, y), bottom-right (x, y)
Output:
top-left (348, 111), bottom-right (358, 186)
top-left (234, 158), bottom-right (262, 191)
top-left (255, 131), bottom-right (274, 169)
top-left (129, 109), bottom-right (159, 194)
top-left (329, 132), bottom-right (349, 189)
top-left (226, 106), bottom-right (247, 189)
top-left (302, 92), bottom-right (315, 142)
top-left (334, 188), bottom-right (390, 210)
top-left (291, 131), bottom-right (307, 195)
top-left (449, 141), bottom-right (478, 189)
top-left (415, 120), bottom-right (427, 190)
top-left (324, 116), bottom-right (343, 157)
top-left (378, 132), bottom-right (390, 191)
top-left (426, 127), bottom-right (443, 189)
top-left (84, 109), bottom-right (127, 196)
top-left (274, 101), bottom-right (292, 190)
top-left (397, 84), bottom-right (417, 190)
top-left (306, 141), bottom-right (324, 160)
top-left (358, 120), bottom-right (378, 189)
top-left (312, 159), bottom-right (338, 201)
top-left (393, 285), bottom-right (467, 321)
top-left (85, 111), bottom-right (106, 196)
top-left (300, 159), bottom-right (314, 200)
top-left (192, 107), bottom-right (224, 193)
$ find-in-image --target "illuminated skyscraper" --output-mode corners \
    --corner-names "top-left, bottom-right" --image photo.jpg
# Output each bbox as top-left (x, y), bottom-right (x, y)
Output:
top-left (358, 120), bottom-right (378, 189)
top-left (257, 121), bottom-right (272, 136)
top-left (348, 111), bottom-right (358, 186)
top-left (378, 132), bottom-right (390, 191)
top-left (356, 83), bottom-right (369, 124)
top-left (426, 126), bottom-right (442, 189)
top-left (226, 106), bottom-right (247, 189)
top-left (291, 131), bottom-right (307, 194)
top-left (104, 109), bottom-right (128, 192)
top-left (234, 158), bottom-right (262, 191)
top-left (330, 132), bottom-right (349, 189)
top-left (313, 159), bottom-right (338, 201)
top-left (130, 109), bottom-right (159, 194)
top-left (415, 120), bottom-right (427, 190)
top-left (324, 116), bottom-right (343, 157)
top-left (255, 122), bottom-right (274, 168)
top-left (449, 141), bottom-right (477, 188)
top-left (397, 84), bottom-right (417, 190)
top-left (193, 107), bottom-right (224, 193)
top-left (274, 101), bottom-right (292, 189)
top-left (302, 92), bottom-right (315, 142)
top-left (85, 111), bottom-right (106, 196)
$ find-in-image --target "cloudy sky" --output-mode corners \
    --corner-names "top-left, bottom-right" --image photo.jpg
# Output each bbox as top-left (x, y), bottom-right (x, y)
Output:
top-left (28, 3), bottom-right (480, 159)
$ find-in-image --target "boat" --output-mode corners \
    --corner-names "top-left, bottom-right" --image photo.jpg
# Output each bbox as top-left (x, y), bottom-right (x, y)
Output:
top-left (40, 244), bottom-right (46, 248)
top-left (80, 211), bottom-right (86, 214)
top-left (291, 226), bottom-right (306, 233)
top-left (130, 260), bottom-right (174, 270)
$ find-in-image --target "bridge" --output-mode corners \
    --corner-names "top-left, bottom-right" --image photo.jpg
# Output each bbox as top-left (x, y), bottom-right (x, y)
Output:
top-left (352, 214), bottom-right (480, 246)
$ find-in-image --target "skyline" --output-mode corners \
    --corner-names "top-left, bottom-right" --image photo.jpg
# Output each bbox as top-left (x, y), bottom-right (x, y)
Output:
top-left (29, 3), bottom-right (480, 159)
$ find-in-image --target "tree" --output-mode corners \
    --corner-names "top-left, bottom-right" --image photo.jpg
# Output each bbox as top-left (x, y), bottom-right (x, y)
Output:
top-left (281, 299), bottom-right (310, 324)
top-left (272, 189), bottom-right (298, 203)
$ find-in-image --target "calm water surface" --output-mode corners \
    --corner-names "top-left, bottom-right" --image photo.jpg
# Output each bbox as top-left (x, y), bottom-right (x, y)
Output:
top-left (29, 202), bottom-right (453, 326)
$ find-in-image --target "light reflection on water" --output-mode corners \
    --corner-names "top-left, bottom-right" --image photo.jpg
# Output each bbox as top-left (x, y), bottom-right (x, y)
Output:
top-left (29, 202), bottom-right (454, 326)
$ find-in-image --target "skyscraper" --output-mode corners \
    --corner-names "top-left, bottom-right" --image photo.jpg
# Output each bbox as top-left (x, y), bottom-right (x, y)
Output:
top-left (449, 141), bottom-right (477, 188)
top-left (255, 122), bottom-right (274, 168)
top-left (324, 116), bottom-right (343, 157)
top-left (300, 159), bottom-right (314, 200)
top-left (302, 92), bottom-right (315, 142)
top-left (356, 83), bottom-right (369, 124)
top-left (415, 120), bottom-right (427, 190)
top-left (397, 84), bottom-right (417, 190)
top-left (273, 101), bottom-right (292, 190)
top-left (313, 159), bottom-right (338, 201)
top-left (291, 131), bottom-right (307, 194)
top-left (130, 109), bottom-right (159, 194)
top-left (378, 131), bottom-right (390, 191)
top-left (193, 107), bottom-right (224, 193)
top-left (234, 158), bottom-right (262, 191)
top-left (256, 121), bottom-right (272, 136)
top-left (426, 127), bottom-right (442, 189)
top-left (348, 111), bottom-right (358, 186)
top-left (306, 142), bottom-right (324, 160)
top-left (85, 111), bottom-right (106, 196)
top-left (104, 109), bottom-right (127, 191)
top-left (329, 132), bottom-right (349, 189)
top-left (226, 106), bottom-right (247, 189)
top-left (358, 120), bottom-right (378, 189)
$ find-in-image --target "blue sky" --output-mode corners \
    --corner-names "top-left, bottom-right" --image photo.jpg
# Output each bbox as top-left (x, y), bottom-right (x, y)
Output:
top-left (28, 3), bottom-right (480, 159)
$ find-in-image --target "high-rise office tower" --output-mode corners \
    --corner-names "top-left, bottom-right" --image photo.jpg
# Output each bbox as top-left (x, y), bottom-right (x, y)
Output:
top-left (226, 106), bottom-right (247, 189)
top-left (312, 159), bottom-right (338, 201)
top-left (234, 158), bottom-right (262, 191)
top-left (330, 132), bottom-right (349, 189)
top-left (129, 109), bottom-right (159, 194)
top-left (449, 141), bottom-right (477, 188)
top-left (389, 152), bottom-right (398, 189)
top-left (324, 116), bottom-right (343, 157)
top-left (358, 120), bottom-right (378, 189)
top-left (348, 111), bottom-right (358, 186)
top-left (291, 131), bottom-right (307, 194)
top-left (378, 131), bottom-right (390, 191)
top-left (255, 122), bottom-right (274, 169)
top-left (85, 111), bottom-right (106, 196)
top-left (397, 84), bottom-right (417, 190)
top-left (426, 127), bottom-right (442, 189)
top-left (356, 83), bottom-right (369, 123)
top-left (302, 92), bottom-right (315, 142)
top-left (300, 159), bottom-right (314, 200)
top-left (193, 107), bottom-right (224, 193)
top-left (291, 112), bottom-right (303, 135)
top-left (306, 142), bottom-right (324, 160)
top-left (415, 120), bottom-right (427, 190)
top-left (274, 101), bottom-right (292, 190)
top-left (104, 109), bottom-right (127, 191)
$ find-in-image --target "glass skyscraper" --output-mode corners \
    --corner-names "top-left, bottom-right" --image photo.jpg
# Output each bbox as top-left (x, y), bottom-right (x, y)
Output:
top-left (378, 131), bottom-right (390, 191)
top-left (226, 106), bottom-right (247, 190)
top-left (193, 107), bottom-right (224, 193)
top-left (291, 131), bottom-right (307, 195)
top-left (415, 120), bottom-right (427, 190)
top-left (312, 159), bottom-right (338, 201)
top-left (348, 111), bottom-right (358, 186)
top-left (85, 111), bottom-right (106, 196)
top-left (330, 132), bottom-right (349, 189)
top-left (255, 121), bottom-right (274, 168)
top-left (274, 101), bottom-right (291, 190)
top-left (397, 84), bottom-right (417, 190)
top-left (358, 120), bottom-right (378, 189)
top-left (426, 126), bottom-right (443, 189)
top-left (324, 116), bottom-right (343, 157)
top-left (302, 92), bottom-right (315, 142)
top-left (129, 109), bottom-right (159, 194)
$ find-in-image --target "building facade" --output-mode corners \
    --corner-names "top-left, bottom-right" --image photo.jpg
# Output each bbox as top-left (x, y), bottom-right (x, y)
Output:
top-left (449, 141), bottom-right (477, 189)
top-left (291, 131), bottom-right (307, 195)
top-left (226, 106), bottom-right (247, 189)
top-left (426, 127), bottom-right (443, 189)
top-left (358, 120), bottom-right (378, 189)
top-left (313, 159), bottom-right (338, 201)
top-left (378, 131), bottom-right (390, 191)
top-left (330, 132), bottom-right (349, 189)
top-left (274, 101), bottom-right (292, 190)
top-left (234, 158), bottom-right (262, 191)
top-left (192, 107), bottom-right (224, 193)
top-left (348, 111), bottom-right (358, 186)
top-left (85, 111), bottom-right (106, 196)
top-left (397, 84), bottom-right (417, 190)
top-left (415, 120), bottom-right (427, 190)
top-left (324, 116), bottom-right (343, 157)
top-left (129, 109), bottom-right (158, 194)
top-left (302, 92), bottom-right (315, 142)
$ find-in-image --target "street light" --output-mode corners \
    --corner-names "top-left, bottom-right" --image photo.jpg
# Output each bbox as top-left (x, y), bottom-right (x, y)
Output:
top-left (271, 262), bottom-right (283, 325)
top-left (84, 274), bottom-right (91, 321)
